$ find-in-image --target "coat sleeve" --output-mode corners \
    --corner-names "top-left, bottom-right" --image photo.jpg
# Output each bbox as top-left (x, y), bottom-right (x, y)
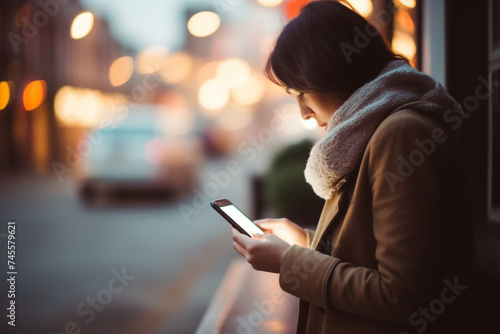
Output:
top-left (279, 113), bottom-right (449, 323)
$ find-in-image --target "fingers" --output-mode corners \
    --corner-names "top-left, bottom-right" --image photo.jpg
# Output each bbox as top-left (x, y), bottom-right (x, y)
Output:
top-left (232, 238), bottom-right (249, 258)
top-left (232, 228), bottom-right (252, 250)
top-left (232, 229), bottom-right (259, 260)
top-left (231, 231), bottom-right (291, 273)
top-left (231, 227), bottom-right (240, 237)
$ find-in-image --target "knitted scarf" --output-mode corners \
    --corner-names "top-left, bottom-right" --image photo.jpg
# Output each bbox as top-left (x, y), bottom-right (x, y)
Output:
top-left (304, 59), bottom-right (462, 200)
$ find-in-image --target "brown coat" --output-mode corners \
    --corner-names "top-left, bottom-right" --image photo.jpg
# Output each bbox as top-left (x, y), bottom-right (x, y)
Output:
top-left (279, 109), bottom-right (477, 333)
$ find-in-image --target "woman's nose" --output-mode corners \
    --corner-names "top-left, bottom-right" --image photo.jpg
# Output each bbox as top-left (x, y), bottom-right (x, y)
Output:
top-left (300, 105), bottom-right (315, 121)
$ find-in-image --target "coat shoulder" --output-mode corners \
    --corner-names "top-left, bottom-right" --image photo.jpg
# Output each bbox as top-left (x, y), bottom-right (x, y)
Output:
top-left (375, 108), bottom-right (442, 137)
top-left (367, 108), bottom-right (448, 153)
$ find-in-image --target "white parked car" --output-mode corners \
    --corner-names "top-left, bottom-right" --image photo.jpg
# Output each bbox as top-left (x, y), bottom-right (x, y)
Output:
top-left (76, 104), bottom-right (201, 203)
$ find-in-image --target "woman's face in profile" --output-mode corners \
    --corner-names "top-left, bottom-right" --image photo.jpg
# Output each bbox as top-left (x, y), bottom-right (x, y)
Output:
top-left (286, 88), bottom-right (347, 129)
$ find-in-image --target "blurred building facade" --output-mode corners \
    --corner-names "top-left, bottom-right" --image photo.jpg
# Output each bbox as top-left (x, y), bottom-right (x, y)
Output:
top-left (0, 0), bottom-right (131, 175)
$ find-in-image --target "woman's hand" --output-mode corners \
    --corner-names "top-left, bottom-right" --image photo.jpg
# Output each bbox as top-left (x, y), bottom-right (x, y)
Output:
top-left (255, 218), bottom-right (308, 247)
top-left (232, 229), bottom-right (291, 273)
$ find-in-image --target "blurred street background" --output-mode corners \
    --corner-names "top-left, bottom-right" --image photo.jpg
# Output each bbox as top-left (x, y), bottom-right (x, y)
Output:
top-left (0, 158), bottom-right (249, 333)
top-left (3, 0), bottom-right (500, 333)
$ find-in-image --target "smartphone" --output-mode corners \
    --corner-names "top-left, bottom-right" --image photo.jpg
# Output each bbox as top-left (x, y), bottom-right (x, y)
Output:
top-left (211, 199), bottom-right (265, 238)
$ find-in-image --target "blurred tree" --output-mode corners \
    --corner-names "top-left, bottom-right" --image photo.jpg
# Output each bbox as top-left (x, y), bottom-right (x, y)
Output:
top-left (264, 139), bottom-right (324, 228)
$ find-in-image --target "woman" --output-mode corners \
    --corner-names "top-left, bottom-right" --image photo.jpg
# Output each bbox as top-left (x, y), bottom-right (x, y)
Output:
top-left (232, 1), bottom-right (476, 333)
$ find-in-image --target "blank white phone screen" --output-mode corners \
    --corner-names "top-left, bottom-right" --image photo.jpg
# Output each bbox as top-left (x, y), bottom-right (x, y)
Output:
top-left (220, 205), bottom-right (264, 236)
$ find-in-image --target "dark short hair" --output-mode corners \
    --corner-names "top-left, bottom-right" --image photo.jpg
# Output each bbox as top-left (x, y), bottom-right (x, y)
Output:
top-left (265, 0), bottom-right (407, 96)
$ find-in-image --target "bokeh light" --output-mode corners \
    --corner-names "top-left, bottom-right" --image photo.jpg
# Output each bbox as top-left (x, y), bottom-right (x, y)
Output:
top-left (54, 86), bottom-right (125, 127)
top-left (159, 51), bottom-right (193, 84)
top-left (187, 11), bottom-right (220, 37)
top-left (284, 0), bottom-right (312, 20)
top-left (396, 9), bottom-right (415, 33)
top-left (23, 80), bottom-right (46, 111)
top-left (136, 45), bottom-right (169, 75)
top-left (216, 58), bottom-right (251, 88)
top-left (392, 30), bottom-right (416, 59)
top-left (109, 56), bottom-right (134, 87)
top-left (70, 12), bottom-right (94, 39)
top-left (395, 0), bottom-right (416, 9)
top-left (347, 0), bottom-right (373, 17)
top-left (231, 74), bottom-right (265, 106)
top-left (197, 61), bottom-right (221, 84)
top-left (257, 0), bottom-right (284, 7)
top-left (198, 78), bottom-right (230, 112)
top-left (0, 81), bottom-right (13, 110)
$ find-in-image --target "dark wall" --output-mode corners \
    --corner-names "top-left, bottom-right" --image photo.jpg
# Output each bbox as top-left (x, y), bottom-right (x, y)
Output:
top-left (446, 1), bottom-right (489, 223)
top-left (446, 0), bottom-right (500, 330)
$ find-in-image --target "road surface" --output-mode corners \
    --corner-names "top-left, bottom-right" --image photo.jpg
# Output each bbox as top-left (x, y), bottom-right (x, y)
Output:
top-left (0, 158), bottom-right (256, 334)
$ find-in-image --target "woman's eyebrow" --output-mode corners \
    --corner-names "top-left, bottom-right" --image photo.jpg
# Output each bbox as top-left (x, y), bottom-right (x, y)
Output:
top-left (285, 88), bottom-right (291, 94)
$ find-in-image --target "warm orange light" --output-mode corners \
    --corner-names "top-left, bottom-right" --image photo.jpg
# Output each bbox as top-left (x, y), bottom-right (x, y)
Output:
top-left (284, 0), bottom-right (312, 20)
top-left (197, 61), bottom-right (221, 83)
top-left (71, 12), bottom-right (94, 39)
top-left (392, 30), bottom-right (416, 59)
top-left (396, 9), bottom-right (415, 33)
top-left (287, 0), bottom-right (374, 19)
top-left (392, 30), bottom-right (417, 66)
top-left (257, 0), bottom-right (283, 7)
top-left (348, 0), bottom-right (373, 17)
top-left (23, 80), bottom-right (46, 111)
top-left (109, 56), bottom-right (134, 87)
top-left (187, 11), bottom-right (220, 37)
top-left (198, 78), bottom-right (230, 112)
top-left (0, 81), bottom-right (13, 110)
top-left (395, 0), bottom-right (416, 9)
top-left (231, 74), bottom-right (265, 106)
top-left (216, 58), bottom-right (251, 88)
top-left (159, 51), bottom-right (193, 84)
top-left (54, 85), bottom-right (126, 128)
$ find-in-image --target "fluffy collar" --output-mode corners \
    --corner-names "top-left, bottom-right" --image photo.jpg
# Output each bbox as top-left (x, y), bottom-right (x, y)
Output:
top-left (304, 59), bottom-right (461, 199)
